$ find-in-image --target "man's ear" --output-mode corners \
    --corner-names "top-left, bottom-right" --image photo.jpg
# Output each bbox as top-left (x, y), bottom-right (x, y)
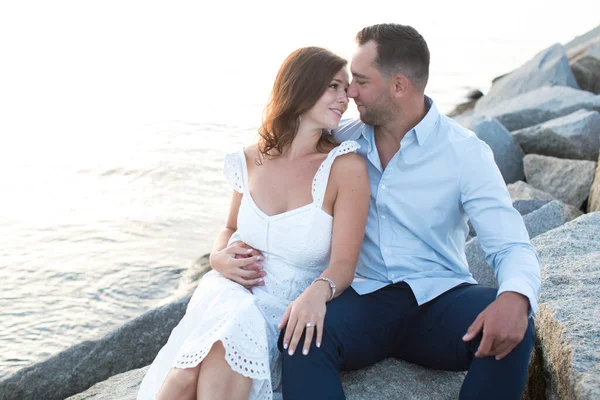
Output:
top-left (391, 73), bottom-right (410, 98)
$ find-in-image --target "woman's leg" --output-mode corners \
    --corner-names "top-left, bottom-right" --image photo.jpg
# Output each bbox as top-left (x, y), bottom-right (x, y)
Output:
top-left (196, 341), bottom-right (252, 400)
top-left (156, 364), bottom-right (200, 400)
top-left (156, 341), bottom-right (251, 400)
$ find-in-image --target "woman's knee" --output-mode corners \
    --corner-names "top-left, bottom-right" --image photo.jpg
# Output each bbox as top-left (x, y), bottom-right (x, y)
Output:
top-left (168, 364), bottom-right (201, 387)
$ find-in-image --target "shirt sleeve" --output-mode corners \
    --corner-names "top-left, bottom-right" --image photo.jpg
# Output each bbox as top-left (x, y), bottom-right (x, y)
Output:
top-left (333, 119), bottom-right (365, 142)
top-left (227, 230), bottom-right (243, 247)
top-left (459, 136), bottom-right (541, 316)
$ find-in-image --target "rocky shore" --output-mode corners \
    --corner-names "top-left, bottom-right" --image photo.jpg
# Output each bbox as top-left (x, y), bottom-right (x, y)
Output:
top-left (2, 25), bottom-right (600, 400)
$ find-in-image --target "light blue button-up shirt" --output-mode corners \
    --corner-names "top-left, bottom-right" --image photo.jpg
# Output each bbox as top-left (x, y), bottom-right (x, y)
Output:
top-left (335, 98), bottom-right (541, 314)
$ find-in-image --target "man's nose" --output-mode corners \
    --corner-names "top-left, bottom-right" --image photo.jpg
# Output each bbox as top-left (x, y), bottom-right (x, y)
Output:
top-left (347, 82), bottom-right (358, 99)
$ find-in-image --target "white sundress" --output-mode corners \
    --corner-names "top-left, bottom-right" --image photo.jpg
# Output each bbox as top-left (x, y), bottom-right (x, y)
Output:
top-left (137, 140), bottom-right (360, 400)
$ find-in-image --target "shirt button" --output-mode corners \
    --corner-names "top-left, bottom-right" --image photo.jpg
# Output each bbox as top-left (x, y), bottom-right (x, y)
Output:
top-left (381, 184), bottom-right (386, 190)
top-left (383, 248), bottom-right (389, 253)
top-left (391, 274), bottom-right (396, 279)
top-left (380, 215), bottom-right (386, 220)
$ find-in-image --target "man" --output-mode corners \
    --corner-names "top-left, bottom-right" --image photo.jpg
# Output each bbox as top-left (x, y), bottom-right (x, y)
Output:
top-left (277, 24), bottom-right (539, 399)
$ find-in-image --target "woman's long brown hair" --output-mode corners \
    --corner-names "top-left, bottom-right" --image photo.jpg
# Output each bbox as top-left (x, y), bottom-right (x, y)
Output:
top-left (258, 47), bottom-right (347, 160)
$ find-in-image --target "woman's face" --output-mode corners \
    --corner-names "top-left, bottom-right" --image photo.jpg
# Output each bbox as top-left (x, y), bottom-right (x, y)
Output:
top-left (302, 68), bottom-right (349, 131)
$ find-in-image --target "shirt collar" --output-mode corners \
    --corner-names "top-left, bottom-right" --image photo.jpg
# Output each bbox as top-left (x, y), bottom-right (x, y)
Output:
top-left (413, 96), bottom-right (438, 146)
top-left (360, 96), bottom-right (439, 147)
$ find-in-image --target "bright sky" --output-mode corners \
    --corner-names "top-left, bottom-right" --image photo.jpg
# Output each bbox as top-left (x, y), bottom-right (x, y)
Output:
top-left (0, 0), bottom-right (598, 149)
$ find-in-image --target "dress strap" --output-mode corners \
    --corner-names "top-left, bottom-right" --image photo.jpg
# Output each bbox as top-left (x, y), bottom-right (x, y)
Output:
top-left (312, 140), bottom-right (360, 207)
top-left (223, 149), bottom-right (247, 194)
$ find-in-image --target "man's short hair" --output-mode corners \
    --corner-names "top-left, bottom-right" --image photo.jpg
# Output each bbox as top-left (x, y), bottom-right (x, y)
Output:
top-left (356, 23), bottom-right (430, 90)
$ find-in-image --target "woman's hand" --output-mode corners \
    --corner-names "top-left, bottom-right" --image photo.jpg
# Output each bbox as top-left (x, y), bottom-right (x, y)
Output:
top-left (210, 241), bottom-right (265, 290)
top-left (278, 282), bottom-right (330, 356)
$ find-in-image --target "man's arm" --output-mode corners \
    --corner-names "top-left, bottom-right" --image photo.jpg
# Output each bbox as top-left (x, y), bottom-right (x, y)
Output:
top-left (459, 135), bottom-right (541, 359)
top-left (209, 190), bottom-right (265, 289)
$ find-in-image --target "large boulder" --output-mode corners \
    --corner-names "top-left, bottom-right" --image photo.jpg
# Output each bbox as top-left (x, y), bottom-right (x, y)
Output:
top-left (570, 56), bottom-right (600, 95)
top-left (341, 358), bottom-right (465, 400)
top-left (68, 359), bottom-right (467, 400)
top-left (468, 200), bottom-right (582, 287)
top-left (463, 116), bottom-right (525, 184)
top-left (530, 213), bottom-right (600, 399)
top-left (565, 24), bottom-right (600, 62)
top-left (512, 199), bottom-right (552, 216)
top-left (66, 367), bottom-right (148, 400)
top-left (507, 181), bottom-right (555, 201)
top-left (471, 86), bottom-right (600, 131)
top-left (476, 44), bottom-right (579, 111)
top-left (512, 109), bottom-right (600, 161)
top-left (523, 154), bottom-right (597, 208)
top-left (589, 155), bottom-right (600, 212)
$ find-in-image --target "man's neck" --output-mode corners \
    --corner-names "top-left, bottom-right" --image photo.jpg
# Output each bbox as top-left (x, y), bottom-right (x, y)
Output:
top-left (375, 95), bottom-right (428, 144)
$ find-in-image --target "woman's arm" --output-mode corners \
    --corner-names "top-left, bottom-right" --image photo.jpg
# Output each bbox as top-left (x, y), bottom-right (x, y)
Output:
top-left (209, 190), bottom-right (265, 289)
top-left (280, 153), bottom-right (370, 356)
top-left (313, 153), bottom-right (370, 299)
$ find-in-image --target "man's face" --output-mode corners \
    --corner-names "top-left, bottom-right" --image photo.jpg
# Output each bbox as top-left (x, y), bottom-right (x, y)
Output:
top-left (347, 41), bottom-right (394, 126)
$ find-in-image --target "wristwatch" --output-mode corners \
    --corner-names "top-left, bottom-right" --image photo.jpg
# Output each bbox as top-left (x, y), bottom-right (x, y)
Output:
top-left (311, 277), bottom-right (336, 301)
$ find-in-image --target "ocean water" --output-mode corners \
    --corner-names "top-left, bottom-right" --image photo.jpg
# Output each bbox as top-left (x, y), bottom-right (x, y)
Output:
top-left (1, 2), bottom-right (599, 379)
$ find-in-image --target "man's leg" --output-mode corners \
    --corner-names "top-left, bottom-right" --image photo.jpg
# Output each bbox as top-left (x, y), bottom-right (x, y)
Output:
top-left (397, 284), bottom-right (534, 400)
top-left (279, 284), bottom-right (419, 400)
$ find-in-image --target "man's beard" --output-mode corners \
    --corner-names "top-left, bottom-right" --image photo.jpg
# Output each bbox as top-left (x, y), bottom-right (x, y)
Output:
top-left (357, 96), bottom-right (394, 126)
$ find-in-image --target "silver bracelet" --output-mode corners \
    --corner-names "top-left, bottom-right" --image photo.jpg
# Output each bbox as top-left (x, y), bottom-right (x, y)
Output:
top-left (311, 277), bottom-right (336, 301)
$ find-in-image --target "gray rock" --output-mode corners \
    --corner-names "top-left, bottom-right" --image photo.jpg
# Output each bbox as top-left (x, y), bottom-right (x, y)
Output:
top-left (507, 181), bottom-right (555, 201)
top-left (447, 99), bottom-right (477, 118)
top-left (531, 212), bottom-right (600, 399)
top-left (341, 358), bottom-right (465, 400)
top-left (447, 90), bottom-right (484, 117)
top-left (67, 359), bottom-right (467, 400)
top-left (522, 201), bottom-right (582, 239)
top-left (524, 154), bottom-right (597, 208)
top-left (468, 199), bottom-right (550, 238)
top-left (512, 109), bottom-right (600, 161)
top-left (468, 200), bottom-right (582, 287)
top-left (0, 293), bottom-right (193, 400)
top-left (463, 116), bottom-right (525, 184)
top-left (589, 155), bottom-right (600, 212)
top-left (565, 25), bottom-right (600, 62)
top-left (512, 199), bottom-right (553, 216)
top-left (476, 44), bottom-right (579, 111)
top-left (67, 367), bottom-right (148, 400)
top-left (473, 86), bottom-right (600, 131)
top-left (571, 56), bottom-right (600, 95)
top-left (565, 24), bottom-right (600, 53)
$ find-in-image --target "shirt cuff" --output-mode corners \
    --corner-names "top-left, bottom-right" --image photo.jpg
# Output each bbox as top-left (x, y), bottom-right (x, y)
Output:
top-left (497, 278), bottom-right (539, 318)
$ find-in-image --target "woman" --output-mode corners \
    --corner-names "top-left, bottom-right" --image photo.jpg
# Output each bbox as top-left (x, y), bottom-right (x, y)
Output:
top-left (137, 46), bottom-right (370, 400)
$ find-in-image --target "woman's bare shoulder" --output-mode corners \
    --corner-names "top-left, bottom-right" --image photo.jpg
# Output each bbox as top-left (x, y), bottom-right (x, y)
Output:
top-left (330, 152), bottom-right (368, 184)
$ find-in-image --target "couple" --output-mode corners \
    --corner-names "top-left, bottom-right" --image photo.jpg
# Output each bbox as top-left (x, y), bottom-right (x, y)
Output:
top-left (138, 23), bottom-right (540, 400)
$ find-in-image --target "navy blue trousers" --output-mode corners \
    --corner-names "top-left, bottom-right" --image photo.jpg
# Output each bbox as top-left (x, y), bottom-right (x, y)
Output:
top-left (279, 282), bottom-right (534, 399)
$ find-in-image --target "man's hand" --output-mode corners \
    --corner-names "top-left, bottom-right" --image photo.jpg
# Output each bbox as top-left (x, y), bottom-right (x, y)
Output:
top-left (209, 241), bottom-right (265, 290)
top-left (462, 291), bottom-right (530, 360)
